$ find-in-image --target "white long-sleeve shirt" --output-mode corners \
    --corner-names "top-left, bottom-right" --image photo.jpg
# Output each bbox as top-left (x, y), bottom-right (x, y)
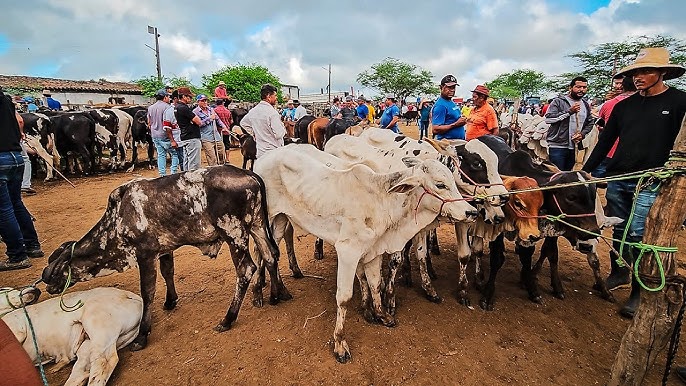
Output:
top-left (241, 101), bottom-right (287, 158)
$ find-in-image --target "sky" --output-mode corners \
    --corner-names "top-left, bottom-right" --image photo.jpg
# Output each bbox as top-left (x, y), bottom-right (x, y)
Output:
top-left (0, 0), bottom-right (684, 99)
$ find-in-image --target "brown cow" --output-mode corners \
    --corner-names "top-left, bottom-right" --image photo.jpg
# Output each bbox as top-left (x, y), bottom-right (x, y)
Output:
top-left (307, 117), bottom-right (329, 150)
top-left (283, 120), bottom-right (296, 139)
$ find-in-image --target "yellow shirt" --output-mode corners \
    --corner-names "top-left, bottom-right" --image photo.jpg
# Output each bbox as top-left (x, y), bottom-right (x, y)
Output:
top-left (366, 103), bottom-right (375, 122)
top-left (461, 105), bottom-right (472, 118)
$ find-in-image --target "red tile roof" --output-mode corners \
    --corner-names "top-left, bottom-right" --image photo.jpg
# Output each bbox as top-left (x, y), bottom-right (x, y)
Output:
top-left (0, 75), bottom-right (142, 94)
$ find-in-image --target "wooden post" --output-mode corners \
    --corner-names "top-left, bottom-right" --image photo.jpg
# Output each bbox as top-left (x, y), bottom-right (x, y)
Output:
top-left (609, 114), bottom-right (686, 385)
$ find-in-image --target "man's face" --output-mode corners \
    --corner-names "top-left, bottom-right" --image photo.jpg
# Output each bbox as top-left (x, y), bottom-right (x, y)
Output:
top-left (632, 68), bottom-right (663, 91)
top-left (384, 98), bottom-right (393, 107)
top-left (569, 81), bottom-right (588, 99)
top-left (287, 103), bottom-right (293, 109)
top-left (441, 84), bottom-right (456, 99)
top-left (163, 95), bottom-right (171, 103)
top-left (266, 92), bottom-right (277, 106)
top-left (181, 94), bottom-right (192, 104)
top-left (612, 78), bottom-right (624, 93)
top-left (472, 92), bottom-right (486, 107)
top-left (198, 98), bottom-right (208, 107)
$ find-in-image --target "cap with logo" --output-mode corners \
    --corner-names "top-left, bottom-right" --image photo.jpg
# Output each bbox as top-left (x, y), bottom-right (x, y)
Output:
top-left (196, 94), bottom-right (208, 101)
top-left (440, 74), bottom-right (459, 87)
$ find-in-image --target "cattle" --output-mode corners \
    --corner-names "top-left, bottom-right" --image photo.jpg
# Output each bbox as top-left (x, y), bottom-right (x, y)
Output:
top-left (470, 176), bottom-right (544, 310)
top-left (357, 129), bottom-right (509, 305)
top-left (41, 166), bottom-right (290, 351)
top-left (307, 117), bottom-right (329, 150)
top-left (324, 118), bottom-right (353, 145)
top-left (235, 126), bottom-right (257, 170)
top-left (477, 135), bottom-right (617, 304)
top-left (1, 287), bottom-right (142, 386)
top-left (231, 107), bottom-right (249, 128)
top-left (20, 112), bottom-right (59, 181)
top-left (294, 115), bottom-right (316, 143)
top-left (129, 109), bottom-right (155, 171)
top-left (283, 120), bottom-right (296, 138)
top-left (402, 110), bottom-right (418, 125)
top-left (86, 109), bottom-right (122, 170)
top-left (50, 112), bottom-right (97, 175)
top-left (105, 108), bottom-right (135, 169)
top-left (253, 146), bottom-right (477, 362)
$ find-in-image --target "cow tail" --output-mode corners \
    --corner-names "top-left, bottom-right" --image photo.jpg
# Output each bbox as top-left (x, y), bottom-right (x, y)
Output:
top-left (248, 171), bottom-right (280, 260)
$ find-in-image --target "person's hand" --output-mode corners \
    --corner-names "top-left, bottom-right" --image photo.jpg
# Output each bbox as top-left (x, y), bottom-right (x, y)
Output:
top-left (454, 116), bottom-right (467, 127)
top-left (571, 132), bottom-right (583, 142)
top-left (171, 140), bottom-right (178, 149)
top-left (210, 113), bottom-right (217, 120)
top-left (568, 103), bottom-right (581, 114)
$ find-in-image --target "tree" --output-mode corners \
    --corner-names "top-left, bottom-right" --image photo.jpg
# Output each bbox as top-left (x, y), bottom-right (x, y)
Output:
top-left (485, 69), bottom-right (555, 100)
top-left (201, 64), bottom-right (282, 103)
top-left (357, 58), bottom-right (438, 103)
top-left (134, 75), bottom-right (201, 97)
top-left (558, 35), bottom-right (686, 98)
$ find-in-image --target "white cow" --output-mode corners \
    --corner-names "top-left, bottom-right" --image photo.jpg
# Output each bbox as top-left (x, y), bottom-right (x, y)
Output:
top-left (106, 109), bottom-right (133, 169)
top-left (22, 112), bottom-right (60, 181)
top-left (254, 146), bottom-right (476, 363)
top-left (1, 287), bottom-right (142, 386)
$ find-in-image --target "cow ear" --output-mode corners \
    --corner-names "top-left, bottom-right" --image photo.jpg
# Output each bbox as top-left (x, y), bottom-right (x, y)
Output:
top-left (388, 175), bottom-right (422, 194)
top-left (401, 157), bottom-right (421, 168)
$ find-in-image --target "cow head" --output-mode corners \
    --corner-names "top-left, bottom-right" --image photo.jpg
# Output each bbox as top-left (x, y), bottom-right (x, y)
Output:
top-left (390, 158), bottom-right (478, 223)
top-left (542, 171), bottom-right (600, 247)
top-left (0, 286), bottom-right (41, 315)
top-left (502, 176), bottom-right (543, 243)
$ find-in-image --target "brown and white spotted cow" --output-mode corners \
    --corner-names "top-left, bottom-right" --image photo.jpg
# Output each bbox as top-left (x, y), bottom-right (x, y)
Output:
top-left (41, 165), bottom-right (291, 351)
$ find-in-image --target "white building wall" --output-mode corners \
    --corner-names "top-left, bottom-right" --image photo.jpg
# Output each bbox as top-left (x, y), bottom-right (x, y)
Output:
top-left (36, 92), bottom-right (153, 107)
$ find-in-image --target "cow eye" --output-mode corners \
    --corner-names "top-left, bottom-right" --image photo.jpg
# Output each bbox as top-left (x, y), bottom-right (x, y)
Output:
top-left (514, 200), bottom-right (525, 210)
top-left (567, 194), bottom-right (577, 201)
top-left (436, 183), bottom-right (447, 190)
top-left (471, 161), bottom-right (483, 170)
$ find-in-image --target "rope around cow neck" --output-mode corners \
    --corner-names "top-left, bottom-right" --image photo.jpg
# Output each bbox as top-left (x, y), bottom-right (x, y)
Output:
top-left (59, 242), bottom-right (84, 313)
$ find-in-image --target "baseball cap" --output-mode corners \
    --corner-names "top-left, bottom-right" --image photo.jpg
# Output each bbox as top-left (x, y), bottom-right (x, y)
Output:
top-left (385, 94), bottom-right (396, 100)
top-left (196, 94), bottom-right (208, 101)
top-left (441, 74), bottom-right (459, 87)
top-left (345, 96), bottom-right (353, 102)
top-left (357, 95), bottom-right (366, 101)
top-left (155, 89), bottom-right (169, 97)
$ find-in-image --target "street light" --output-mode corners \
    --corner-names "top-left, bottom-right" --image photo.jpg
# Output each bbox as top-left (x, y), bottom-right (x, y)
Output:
top-left (146, 26), bottom-right (162, 83)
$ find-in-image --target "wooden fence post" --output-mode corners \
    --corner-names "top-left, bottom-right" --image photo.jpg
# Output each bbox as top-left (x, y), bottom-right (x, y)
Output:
top-left (609, 114), bottom-right (686, 385)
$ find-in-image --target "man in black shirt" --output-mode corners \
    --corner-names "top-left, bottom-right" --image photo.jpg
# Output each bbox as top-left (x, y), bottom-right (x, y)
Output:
top-left (0, 88), bottom-right (43, 271)
top-left (175, 87), bottom-right (202, 171)
top-left (582, 47), bottom-right (686, 318)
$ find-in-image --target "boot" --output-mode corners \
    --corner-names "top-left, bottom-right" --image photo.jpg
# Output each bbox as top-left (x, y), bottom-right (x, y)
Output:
top-left (606, 250), bottom-right (631, 291)
top-left (619, 277), bottom-right (640, 319)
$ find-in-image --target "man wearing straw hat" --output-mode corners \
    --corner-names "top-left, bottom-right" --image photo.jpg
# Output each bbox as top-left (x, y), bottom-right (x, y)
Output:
top-left (583, 47), bottom-right (686, 319)
top-left (544, 76), bottom-right (595, 171)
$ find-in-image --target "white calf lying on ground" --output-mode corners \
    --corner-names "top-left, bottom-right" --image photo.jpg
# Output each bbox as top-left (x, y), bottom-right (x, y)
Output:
top-left (1, 287), bottom-right (142, 386)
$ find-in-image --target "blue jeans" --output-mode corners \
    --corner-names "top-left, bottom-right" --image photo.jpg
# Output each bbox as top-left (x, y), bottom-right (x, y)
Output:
top-left (548, 147), bottom-right (576, 171)
top-left (0, 152), bottom-right (40, 262)
top-left (153, 138), bottom-right (179, 176)
top-left (606, 180), bottom-right (659, 263)
top-left (591, 157), bottom-right (610, 178)
top-left (419, 121), bottom-right (429, 140)
top-left (175, 146), bottom-right (185, 172)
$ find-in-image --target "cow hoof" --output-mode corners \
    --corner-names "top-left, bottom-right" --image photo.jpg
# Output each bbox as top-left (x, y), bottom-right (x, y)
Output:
top-left (362, 309), bottom-right (377, 324)
top-left (269, 295), bottom-right (280, 306)
top-left (380, 314), bottom-right (397, 328)
top-left (163, 298), bottom-right (178, 310)
top-left (553, 291), bottom-right (565, 300)
top-left (425, 294), bottom-right (442, 303)
top-left (214, 323), bottom-right (231, 333)
top-left (334, 348), bottom-right (351, 364)
top-left (129, 335), bottom-right (148, 351)
top-left (458, 297), bottom-right (471, 307)
top-left (291, 271), bottom-right (304, 279)
top-left (278, 289), bottom-right (293, 301)
top-left (529, 295), bottom-right (544, 304)
top-left (479, 298), bottom-right (495, 311)
top-left (252, 296), bottom-right (264, 308)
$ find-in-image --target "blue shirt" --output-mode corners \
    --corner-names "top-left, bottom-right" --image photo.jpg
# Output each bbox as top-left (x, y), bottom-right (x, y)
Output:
top-left (46, 97), bottom-right (61, 111)
top-left (380, 105), bottom-right (400, 133)
top-left (432, 97), bottom-right (464, 140)
top-left (281, 107), bottom-right (295, 121)
top-left (356, 104), bottom-right (369, 120)
top-left (419, 105), bottom-right (431, 121)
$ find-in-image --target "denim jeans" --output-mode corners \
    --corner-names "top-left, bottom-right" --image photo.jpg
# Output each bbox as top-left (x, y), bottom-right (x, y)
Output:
top-left (591, 157), bottom-right (610, 178)
top-left (0, 152), bottom-right (40, 262)
top-left (153, 137), bottom-right (179, 176)
top-left (419, 121), bottom-right (429, 140)
top-left (606, 180), bottom-right (659, 264)
top-left (175, 146), bottom-right (185, 172)
top-left (183, 138), bottom-right (202, 171)
top-left (548, 147), bottom-right (576, 171)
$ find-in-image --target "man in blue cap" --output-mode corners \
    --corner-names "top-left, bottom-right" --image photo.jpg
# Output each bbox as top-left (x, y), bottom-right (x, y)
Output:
top-left (431, 74), bottom-right (466, 140)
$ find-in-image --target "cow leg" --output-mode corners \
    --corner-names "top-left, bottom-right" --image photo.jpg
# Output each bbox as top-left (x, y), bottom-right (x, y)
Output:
top-left (425, 252), bottom-right (438, 280)
top-left (541, 237), bottom-right (565, 299)
top-left (215, 239), bottom-right (256, 332)
top-left (128, 145), bottom-right (138, 172)
top-left (472, 236), bottom-right (486, 290)
top-left (428, 229), bottom-right (441, 255)
top-left (332, 243), bottom-right (362, 363)
top-left (87, 343), bottom-right (119, 386)
top-left (64, 340), bottom-right (92, 386)
top-left (480, 234), bottom-right (505, 311)
top-left (242, 156), bottom-right (247, 170)
top-left (414, 233), bottom-right (441, 303)
top-left (159, 252), bottom-right (178, 310)
top-left (356, 264), bottom-right (375, 324)
top-left (400, 240), bottom-right (412, 287)
top-left (77, 143), bottom-right (92, 175)
top-left (131, 257), bottom-right (157, 351)
top-left (147, 136), bottom-right (155, 169)
top-left (516, 242), bottom-right (543, 304)
top-left (251, 214), bottom-right (292, 306)
top-left (587, 251), bottom-right (616, 302)
top-left (283, 221), bottom-right (303, 278)
top-left (364, 254), bottom-right (396, 327)
top-left (383, 251), bottom-right (403, 316)
top-left (314, 238), bottom-right (324, 260)
top-left (454, 223), bottom-right (472, 307)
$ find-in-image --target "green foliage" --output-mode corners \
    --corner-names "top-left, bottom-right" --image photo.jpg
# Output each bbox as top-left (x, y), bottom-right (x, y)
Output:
top-left (560, 35), bottom-right (686, 98)
top-left (357, 58), bottom-right (438, 103)
top-left (201, 64), bottom-right (282, 103)
top-left (485, 69), bottom-right (555, 100)
top-left (133, 75), bottom-right (201, 97)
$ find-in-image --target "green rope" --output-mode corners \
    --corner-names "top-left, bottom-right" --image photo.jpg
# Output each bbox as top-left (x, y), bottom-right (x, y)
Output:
top-left (20, 297), bottom-right (49, 386)
top-left (59, 242), bottom-right (84, 312)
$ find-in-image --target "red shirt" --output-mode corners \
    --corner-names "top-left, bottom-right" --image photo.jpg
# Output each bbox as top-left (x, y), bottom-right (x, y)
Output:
top-left (214, 105), bottom-right (233, 134)
top-left (598, 93), bottom-right (632, 158)
top-left (214, 86), bottom-right (228, 99)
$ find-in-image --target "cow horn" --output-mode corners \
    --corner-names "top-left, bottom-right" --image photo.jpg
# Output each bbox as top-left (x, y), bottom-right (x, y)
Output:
top-left (424, 138), bottom-right (447, 152)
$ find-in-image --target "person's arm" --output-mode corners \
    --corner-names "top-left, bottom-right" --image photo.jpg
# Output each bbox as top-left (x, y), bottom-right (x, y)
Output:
top-left (545, 98), bottom-right (574, 124)
top-left (487, 109), bottom-right (499, 135)
top-left (15, 112), bottom-right (24, 138)
top-left (270, 112), bottom-right (287, 139)
top-left (582, 107), bottom-right (622, 173)
top-left (432, 106), bottom-right (465, 134)
top-left (580, 106), bottom-right (595, 137)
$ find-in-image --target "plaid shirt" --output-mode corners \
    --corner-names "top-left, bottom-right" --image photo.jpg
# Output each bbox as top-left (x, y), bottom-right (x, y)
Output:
top-left (214, 105), bottom-right (233, 133)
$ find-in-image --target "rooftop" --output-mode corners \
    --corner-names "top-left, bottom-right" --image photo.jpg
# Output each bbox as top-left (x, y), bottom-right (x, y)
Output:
top-left (0, 75), bottom-right (143, 94)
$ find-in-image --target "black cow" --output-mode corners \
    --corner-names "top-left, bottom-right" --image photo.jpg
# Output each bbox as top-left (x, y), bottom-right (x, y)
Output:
top-left (86, 110), bottom-right (120, 169)
top-left (50, 112), bottom-right (97, 175)
top-left (403, 110), bottom-right (418, 125)
top-left (324, 118), bottom-right (354, 145)
top-left (476, 135), bottom-right (612, 305)
top-left (231, 108), bottom-right (249, 128)
top-left (295, 115), bottom-right (316, 144)
top-left (130, 110), bottom-right (155, 170)
top-left (41, 166), bottom-right (291, 351)
top-left (20, 113), bottom-right (58, 181)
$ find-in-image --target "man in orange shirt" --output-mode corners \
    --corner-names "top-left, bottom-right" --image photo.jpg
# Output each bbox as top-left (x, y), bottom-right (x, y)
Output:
top-left (465, 85), bottom-right (499, 140)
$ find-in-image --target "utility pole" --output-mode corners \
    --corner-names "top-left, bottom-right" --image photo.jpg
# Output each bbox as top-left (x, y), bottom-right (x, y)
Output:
top-left (328, 64), bottom-right (331, 105)
top-left (147, 26), bottom-right (162, 83)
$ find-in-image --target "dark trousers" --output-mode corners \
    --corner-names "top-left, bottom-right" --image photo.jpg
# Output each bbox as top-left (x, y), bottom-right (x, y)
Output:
top-left (548, 147), bottom-right (576, 171)
top-left (0, 151), bottom-right (39, 262)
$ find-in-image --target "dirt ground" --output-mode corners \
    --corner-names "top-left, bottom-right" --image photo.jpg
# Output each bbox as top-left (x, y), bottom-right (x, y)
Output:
top-left (3, 122), bottom-right (686, 385)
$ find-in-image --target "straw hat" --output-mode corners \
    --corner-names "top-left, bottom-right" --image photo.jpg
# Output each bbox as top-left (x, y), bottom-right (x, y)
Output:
top-left (617, 47), bottom-right (685, 80)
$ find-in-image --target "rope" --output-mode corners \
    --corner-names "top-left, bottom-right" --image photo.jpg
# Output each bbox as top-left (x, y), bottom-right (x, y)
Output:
top-left (59, 242), bottom-right (83, 312)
